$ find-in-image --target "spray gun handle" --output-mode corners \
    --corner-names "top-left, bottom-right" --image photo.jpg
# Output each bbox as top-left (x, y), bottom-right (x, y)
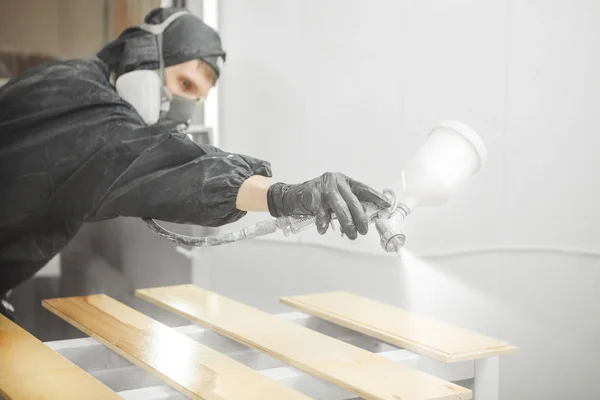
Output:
top-left (275, 189), bottom-right (399, 236)
top-left (275, 214), bottom-right (320, 236)
top-left (275, 201), bottom-right (383, 236)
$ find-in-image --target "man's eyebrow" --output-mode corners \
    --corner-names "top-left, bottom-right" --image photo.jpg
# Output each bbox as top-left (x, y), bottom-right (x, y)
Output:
top-left (196, 60), bottom-right (217, 86)
top-left (182, 69), bottom-right (213, 94)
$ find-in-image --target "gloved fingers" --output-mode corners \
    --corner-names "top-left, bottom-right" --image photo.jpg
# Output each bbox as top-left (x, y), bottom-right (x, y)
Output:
top-left (338, 181), bottom-right (369, 235)
top-left (328, 194), bottom-right (356, 239)
top-left (322, 175), bottom-right (357, 239)
top-left (311, 189), bottom-right (331, 235)
top-left (348, 179), bottom-right (391, 209)
top-left (315, 208), bottom-right (331, 235)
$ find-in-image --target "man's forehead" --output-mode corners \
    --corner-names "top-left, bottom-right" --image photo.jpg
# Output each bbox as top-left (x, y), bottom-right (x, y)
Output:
top-left (195, 60), bottom-right (217, 83)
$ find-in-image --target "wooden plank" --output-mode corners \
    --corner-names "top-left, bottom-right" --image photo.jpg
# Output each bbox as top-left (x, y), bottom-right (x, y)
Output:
top-left (0, 314), bottom-right (119, 400)
top-left (281, 291), bottom-right (518, 363)
top-left (136, 284), bottom-right (472, 400)
top-left (42, 294), bottom-right (309, 400)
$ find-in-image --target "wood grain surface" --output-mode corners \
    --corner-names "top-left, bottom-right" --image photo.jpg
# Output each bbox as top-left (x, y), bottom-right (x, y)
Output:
top-left (281, 291), bottom-right (518, 363)
top-left (42, 294), bottom-right (309, 400)
top-left (137, 284), bottom-right (472, 400)
top-left (0, 314), bottom-right (119, 400)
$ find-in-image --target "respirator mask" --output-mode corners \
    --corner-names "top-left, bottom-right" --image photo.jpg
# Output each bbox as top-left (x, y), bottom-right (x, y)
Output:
top-left (114, 11), bottom-right (199, 131)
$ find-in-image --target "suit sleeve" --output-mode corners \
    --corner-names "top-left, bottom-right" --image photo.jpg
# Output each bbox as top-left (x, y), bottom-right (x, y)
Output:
top-left (91, 125), bottom-right (272, 227)
top-left (0, 59), bottom-right (271, 228)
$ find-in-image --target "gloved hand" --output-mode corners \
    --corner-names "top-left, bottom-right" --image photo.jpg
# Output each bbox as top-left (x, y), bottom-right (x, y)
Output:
top-left (267, 172), bottom-right (391, 240)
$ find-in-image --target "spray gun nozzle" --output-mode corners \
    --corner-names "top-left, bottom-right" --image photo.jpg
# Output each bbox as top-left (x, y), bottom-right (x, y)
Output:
top-left (373, 201), bottom-right (409, 254)
top-left (375, 218), bottom-right (406, 253)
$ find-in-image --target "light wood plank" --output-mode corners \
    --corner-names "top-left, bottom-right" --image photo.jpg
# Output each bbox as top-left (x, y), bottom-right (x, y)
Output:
top-left (281, 291), bottom-right (518, 363)
top-left (136, 284), bottom-right (472, 400)
top-left (42, 294), bottom-right (309, 400)
top-left (0, 314), bottom-right (119, 400)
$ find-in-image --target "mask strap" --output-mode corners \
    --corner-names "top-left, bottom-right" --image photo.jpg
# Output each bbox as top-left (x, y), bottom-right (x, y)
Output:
top-left (156, 31), bottom-right (165, 83)
top-left (140, 11), bottom-right (188, 35)
top-left (140, 10), bottom-right (190, 83)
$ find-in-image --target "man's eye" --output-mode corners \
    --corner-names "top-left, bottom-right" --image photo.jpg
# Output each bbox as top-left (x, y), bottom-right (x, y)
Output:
top-left (180, 79), bottom-right (192, 90)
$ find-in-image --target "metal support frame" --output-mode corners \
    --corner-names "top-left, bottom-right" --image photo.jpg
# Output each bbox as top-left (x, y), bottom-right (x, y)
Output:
top-left (39, 311), bottom-right (504, 399)
top-left (474, 356), bottom-right (500, 400)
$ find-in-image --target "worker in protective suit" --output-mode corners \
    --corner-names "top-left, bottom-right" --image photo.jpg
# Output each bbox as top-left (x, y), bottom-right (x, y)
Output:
top-left (0, 7), bottom-right (390, 322)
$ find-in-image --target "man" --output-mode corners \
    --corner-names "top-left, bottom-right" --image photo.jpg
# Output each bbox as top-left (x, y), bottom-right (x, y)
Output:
top-left (0, 7), bottom-right (390, 321)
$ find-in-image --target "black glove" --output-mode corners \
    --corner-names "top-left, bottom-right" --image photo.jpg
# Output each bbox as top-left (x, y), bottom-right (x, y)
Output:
top-left (267, 172), bottom-right (391, 240)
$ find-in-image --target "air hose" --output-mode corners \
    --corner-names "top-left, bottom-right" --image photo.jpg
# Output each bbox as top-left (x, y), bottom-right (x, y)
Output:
top-left (143, 189), bottom-right (399, 248)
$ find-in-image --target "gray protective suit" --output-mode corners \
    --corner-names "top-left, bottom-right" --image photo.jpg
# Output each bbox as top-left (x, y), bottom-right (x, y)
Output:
top-left (0, 8), bottom-right (271, 296)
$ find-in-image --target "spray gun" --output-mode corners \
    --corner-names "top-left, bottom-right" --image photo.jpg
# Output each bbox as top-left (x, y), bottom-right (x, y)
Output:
top-left (143, 120), bottom-right (488, 255)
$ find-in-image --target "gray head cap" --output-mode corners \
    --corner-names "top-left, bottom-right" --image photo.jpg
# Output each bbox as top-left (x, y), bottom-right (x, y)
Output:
top-left (97, 7), bottom-right (226, 79)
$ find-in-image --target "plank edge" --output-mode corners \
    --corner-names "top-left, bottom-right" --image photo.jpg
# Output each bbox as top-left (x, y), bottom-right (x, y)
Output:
top-left (280, 294), bottom-right (519, 363)
top-left (135, 289), bottom-right (389, 400)
top-left (1, 306), bottom-right (119, 400)
top-left (41, 297), bottom-right (203, 400)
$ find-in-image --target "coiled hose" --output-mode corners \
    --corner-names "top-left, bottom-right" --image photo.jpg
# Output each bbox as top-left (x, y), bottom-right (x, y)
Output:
top-left (142, 218), bottom-right (279, 247)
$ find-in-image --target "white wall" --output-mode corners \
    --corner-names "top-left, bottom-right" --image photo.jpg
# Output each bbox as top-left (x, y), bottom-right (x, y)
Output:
top-left (205, 1), bottom-right (600, 399)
